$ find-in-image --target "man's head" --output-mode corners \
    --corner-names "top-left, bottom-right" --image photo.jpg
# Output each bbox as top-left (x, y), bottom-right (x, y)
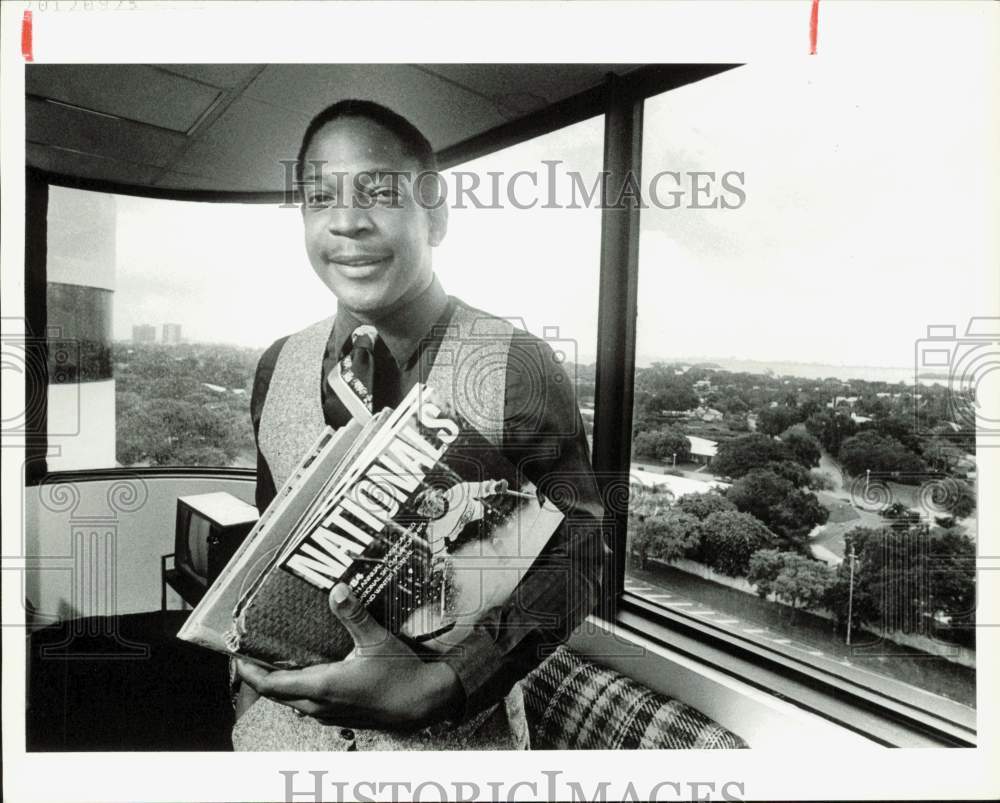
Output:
top-left (296, 100), bottom-right (447, 317)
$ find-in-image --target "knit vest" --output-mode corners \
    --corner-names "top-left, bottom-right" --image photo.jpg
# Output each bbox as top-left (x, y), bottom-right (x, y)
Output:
top-left (258, 300), bottom-right (513, 490)
top-left (239, 300), bottom-right (528, 751)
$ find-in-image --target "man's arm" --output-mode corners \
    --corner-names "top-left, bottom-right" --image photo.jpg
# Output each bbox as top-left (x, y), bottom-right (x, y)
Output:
top-left (439, 331), bottom-right (610, 717)
top-left (250, 336), bottom-right (288, 512)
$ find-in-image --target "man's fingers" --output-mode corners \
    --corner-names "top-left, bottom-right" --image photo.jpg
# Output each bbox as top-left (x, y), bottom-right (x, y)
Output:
top-left (329, 583), bottom-right (386, 650)
top-left (236, 659), bottom-right (332, 701)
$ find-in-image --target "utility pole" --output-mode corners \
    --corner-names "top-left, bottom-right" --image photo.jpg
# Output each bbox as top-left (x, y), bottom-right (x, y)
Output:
top-left (846, 545), bottom-right (857, 646)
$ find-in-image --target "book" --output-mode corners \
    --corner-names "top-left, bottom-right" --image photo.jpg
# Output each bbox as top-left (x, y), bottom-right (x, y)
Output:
top-left (177, 383), bottom-right (565, 670)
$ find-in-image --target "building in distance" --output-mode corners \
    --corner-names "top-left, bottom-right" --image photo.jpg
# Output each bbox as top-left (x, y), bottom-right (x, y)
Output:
top-left (162, 323), bottom-right (182, 345)
top-left (132, 324), bottom-right (156, 343)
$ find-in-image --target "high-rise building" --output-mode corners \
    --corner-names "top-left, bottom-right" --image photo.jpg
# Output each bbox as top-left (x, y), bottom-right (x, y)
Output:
top-left (45, 187), bottom-right (116, 470)
top-left (162, 323), bottom-right (182, 345)
top-left (132, 324), bottom-right (156, 343)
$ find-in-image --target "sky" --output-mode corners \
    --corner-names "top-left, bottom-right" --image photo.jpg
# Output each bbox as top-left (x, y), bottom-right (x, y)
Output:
top-left (106, 55), bottom-right (997, 371)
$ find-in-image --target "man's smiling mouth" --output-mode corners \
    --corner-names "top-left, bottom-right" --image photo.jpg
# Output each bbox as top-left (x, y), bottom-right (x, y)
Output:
top-left (328, 253), bottom-right (392, 268)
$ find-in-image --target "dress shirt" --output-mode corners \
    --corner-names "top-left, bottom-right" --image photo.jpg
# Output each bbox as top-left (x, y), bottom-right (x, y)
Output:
top-left (250, 274), bottom-right (609, 717)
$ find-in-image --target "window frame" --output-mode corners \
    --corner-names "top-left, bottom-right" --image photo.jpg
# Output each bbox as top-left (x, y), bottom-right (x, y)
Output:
top-left (25, 63), bottom-right (974, 746)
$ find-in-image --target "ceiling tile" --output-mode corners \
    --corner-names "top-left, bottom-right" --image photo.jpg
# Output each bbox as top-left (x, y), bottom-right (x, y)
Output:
top-left (27, 142), bottom-right (160, 187)
top-left (242, 64), bottom-right (505, 151)
top-left (26, 64), bottom-right (222, 133)
top-left (170, 95), bottom-right (312, 193)
top-left (150, 64), bottom-right (264, 89)
top-left (27, 96), bottom-right (188, 168)
top-left (419, 64), bottom-right (622, 104)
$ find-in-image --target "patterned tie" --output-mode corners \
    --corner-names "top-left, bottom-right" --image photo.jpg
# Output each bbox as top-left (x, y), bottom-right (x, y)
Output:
top-left (337, 325), bottom-right (378, 414)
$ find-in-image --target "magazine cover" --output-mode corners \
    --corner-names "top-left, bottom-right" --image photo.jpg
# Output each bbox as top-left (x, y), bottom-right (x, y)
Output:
top-left (181, 383), bottom-right (564, 669)
top-left (175, 418), bottom-right (367, 658)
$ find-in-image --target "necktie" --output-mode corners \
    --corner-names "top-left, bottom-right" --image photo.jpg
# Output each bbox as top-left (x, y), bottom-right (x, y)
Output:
top-left (337, 325), bottom-right (378, 414)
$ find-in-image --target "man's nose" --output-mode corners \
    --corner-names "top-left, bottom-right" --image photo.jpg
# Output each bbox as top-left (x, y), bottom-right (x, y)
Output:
top-left (325, 201), bottom-right (375, 237)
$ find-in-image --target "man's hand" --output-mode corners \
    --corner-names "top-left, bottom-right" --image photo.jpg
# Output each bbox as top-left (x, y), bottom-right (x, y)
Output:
top-left (236, 583), bottom-right (464, 730)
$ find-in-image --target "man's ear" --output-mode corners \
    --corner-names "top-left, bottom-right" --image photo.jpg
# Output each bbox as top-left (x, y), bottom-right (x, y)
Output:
top-left (428, 200), bottom-right (448, 248)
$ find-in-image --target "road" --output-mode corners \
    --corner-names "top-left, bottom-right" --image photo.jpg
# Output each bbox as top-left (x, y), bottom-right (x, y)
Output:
top-left (624, 564), bottom-right (976, 708)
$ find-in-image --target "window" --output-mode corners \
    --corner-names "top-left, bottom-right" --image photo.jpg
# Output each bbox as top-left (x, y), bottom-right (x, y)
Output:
top-left (41, 116), bottom-right (605, 472)
top-left (436, 114), bottom-right (605, 440)
top-left (624, 61), bottom-right (994, 717)
top-left (44, 187), bottom-right (334, 471)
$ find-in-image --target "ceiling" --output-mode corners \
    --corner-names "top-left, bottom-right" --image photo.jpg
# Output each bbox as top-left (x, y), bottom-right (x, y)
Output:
top-left (25, 64), bottom-right (644, 194)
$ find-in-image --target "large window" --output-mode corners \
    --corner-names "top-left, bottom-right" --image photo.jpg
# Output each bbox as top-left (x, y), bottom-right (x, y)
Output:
top-left (436, 115), bottom-right (605, 441)
top-left (45, 186), bottom-right (327, 472)
top-left (42, 116), bottom-right (604, 471)
top-left (624, 61), bottom-right (995, 715)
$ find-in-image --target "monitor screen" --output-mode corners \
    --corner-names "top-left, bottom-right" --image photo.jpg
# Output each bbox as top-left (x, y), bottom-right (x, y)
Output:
top-left (186, 512), bottom-right (213, 581)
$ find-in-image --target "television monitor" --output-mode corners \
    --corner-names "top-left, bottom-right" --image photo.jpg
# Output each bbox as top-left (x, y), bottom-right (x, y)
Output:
top-left (174, 492), bottom-right (259, 593)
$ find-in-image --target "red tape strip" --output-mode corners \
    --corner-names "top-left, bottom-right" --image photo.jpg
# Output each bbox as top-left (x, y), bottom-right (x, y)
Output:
top-left (22, 11), bottom-right (34, 63)
top-left (809, 0), bottom-right (820, 55)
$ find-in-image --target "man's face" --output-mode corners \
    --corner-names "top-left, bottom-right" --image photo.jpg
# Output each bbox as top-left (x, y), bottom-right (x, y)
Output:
top-left (300, 118), bottom-right (446, 316)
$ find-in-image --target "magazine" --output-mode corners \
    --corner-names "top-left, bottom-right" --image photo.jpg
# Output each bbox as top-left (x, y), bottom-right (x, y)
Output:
top-left (177, 383), bottom-right (565, 669)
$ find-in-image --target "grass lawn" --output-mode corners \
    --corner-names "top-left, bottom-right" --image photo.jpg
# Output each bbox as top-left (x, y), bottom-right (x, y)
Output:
top-left (629, 564), bottom-right (976, 709)
top-left (818, 493), bottom-right (861, 524)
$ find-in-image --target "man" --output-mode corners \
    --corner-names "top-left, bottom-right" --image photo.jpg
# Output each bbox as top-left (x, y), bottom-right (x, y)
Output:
top-left (234, 100), bottom-right (607, 750)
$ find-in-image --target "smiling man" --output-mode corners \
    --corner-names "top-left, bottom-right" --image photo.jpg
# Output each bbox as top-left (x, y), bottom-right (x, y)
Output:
top-left (233, 100), bottom-right (607, 751)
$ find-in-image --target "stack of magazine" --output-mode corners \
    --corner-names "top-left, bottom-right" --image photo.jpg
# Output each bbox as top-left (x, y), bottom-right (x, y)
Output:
top-left (178, 382), bottom-right (565, 669)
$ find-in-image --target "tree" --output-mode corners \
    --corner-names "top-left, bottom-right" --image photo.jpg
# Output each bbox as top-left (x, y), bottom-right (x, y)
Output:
top-left (628, 516), bottom-right (658, 570)
top-left (779, 427), bottom-right (822, 468)
top-left (629, 484), bottom-right (674, 519)
top-left (866, 414), bottom-right (923, 457)
top-left (628, 510), bottom-right (701, 568)
top-left (823, 525), bottom-right (976, 645)
top-left (757, 406), bottom-right (800, 437)
top-left (632, 427), bottom-right (691, 463)
top-left (822, 527), bottom-right (885, 632)
top-left (652, 511), bottom-right (703, 563)
top-left (768, 459), bottom-right (810, 488)
top-left (749, 549), bottom-right (835, 620)
top-left (805, 411), bottom-right (858, 456)
top-left (927, 528), bottom-right (976, 641)
top-left (770, 554), bottom-right (836, 619)
top-left (747, 548), bottom-right (785, 597)
top-left (727, 469), bottom-right (829, 544)
top-left (945, 480), bottom-right (976, 520)
top-left (839, 431), bottom-right (925, 477)
top-left (772, 489), bottom-right (829, 542)
top-left (923, 433), bottom-right (964, 473)
top-left (699, 511), bottom-right (776, 577)
top-left (710, 434), bottom-right (793, 479)
top-left (652, 386), bottom-right (701, 412)
top-left (726, 469), bottom-right (793, 526)
top-left (675, 491), bottom-right (736, 521)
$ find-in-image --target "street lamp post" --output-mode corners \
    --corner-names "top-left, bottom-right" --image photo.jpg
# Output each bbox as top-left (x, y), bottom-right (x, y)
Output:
top-left (846, 545), bottom-right (857, 646)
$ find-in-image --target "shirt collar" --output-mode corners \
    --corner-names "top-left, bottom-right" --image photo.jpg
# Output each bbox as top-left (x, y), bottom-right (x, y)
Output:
top-left (332, 274), bottom-right (450, 368)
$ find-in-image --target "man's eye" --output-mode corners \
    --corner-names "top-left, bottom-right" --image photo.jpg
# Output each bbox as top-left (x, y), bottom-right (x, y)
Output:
top-left (371, 188), bottom-right (401, 204)
top-left (306, 193), bottom-right (334, 208)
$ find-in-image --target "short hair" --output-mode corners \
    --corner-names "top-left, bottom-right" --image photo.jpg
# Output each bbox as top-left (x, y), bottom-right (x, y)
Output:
top-left (295, 99), bottom-right (436, 183)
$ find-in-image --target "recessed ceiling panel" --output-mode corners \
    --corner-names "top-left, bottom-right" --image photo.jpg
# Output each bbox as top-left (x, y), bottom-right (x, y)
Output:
top-left (242, 64), bottom-right (506, 151)
top-left (27, 142), bottom-right (160, 187)
top-left (171, 95), bottom-right (312, 193)
top-left (151, 64), bottom-right (263, 90)
top-left (422, 64), bottom-right (635, 105)
top-left (26, 64), bottom-right (223, 133)
top-left (27, 96), bottom-right (187, 169)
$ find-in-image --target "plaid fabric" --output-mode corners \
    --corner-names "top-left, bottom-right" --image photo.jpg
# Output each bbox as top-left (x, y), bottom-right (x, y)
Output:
top-left (520, 646), bottom-right (749, 749)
